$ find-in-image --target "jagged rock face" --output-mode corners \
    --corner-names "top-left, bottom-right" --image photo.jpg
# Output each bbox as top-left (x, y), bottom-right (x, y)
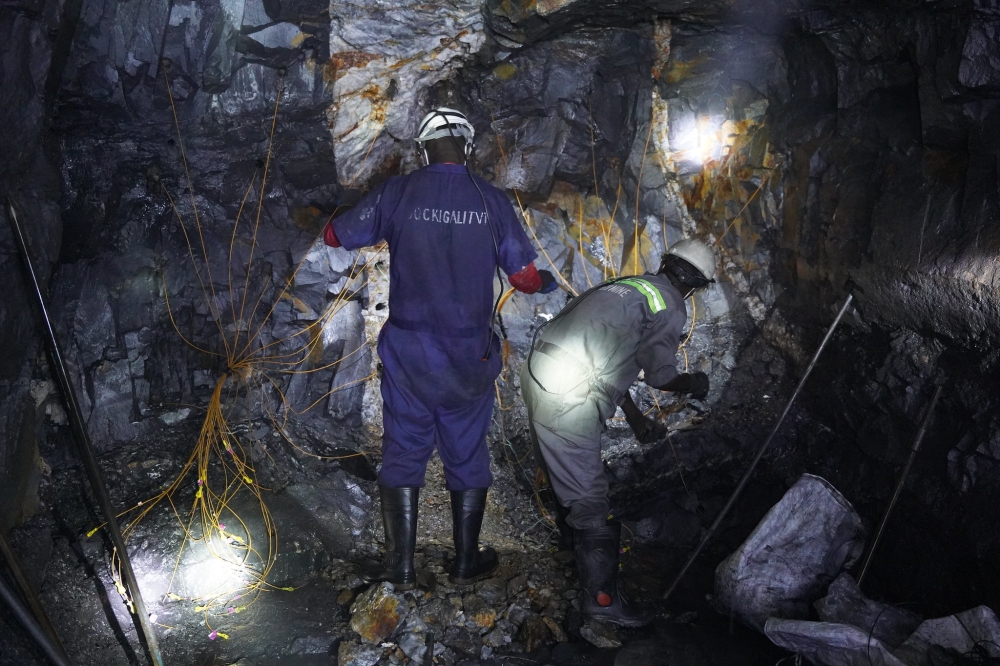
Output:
top-left (465, 27), bottom-right (655, 196)
top-left (41, 0), bottom-right (348, 455)
top-left (484, 0), bottom-right (744, 47)
top-left (327, 0), bottom-right (485, 187)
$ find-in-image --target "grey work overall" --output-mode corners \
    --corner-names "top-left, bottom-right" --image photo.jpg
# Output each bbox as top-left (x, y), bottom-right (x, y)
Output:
top-left (520, 274), bottom-right (687, 529)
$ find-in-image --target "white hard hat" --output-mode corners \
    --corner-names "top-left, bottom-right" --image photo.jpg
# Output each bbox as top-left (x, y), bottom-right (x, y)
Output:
top-left (415, 107), bottom-right (475, 145)
top-left (665, 239), bottom-right (717, 283)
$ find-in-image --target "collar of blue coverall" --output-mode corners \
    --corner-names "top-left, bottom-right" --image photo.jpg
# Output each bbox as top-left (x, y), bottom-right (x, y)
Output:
top-left (423, 162), bottom-right (468, 173)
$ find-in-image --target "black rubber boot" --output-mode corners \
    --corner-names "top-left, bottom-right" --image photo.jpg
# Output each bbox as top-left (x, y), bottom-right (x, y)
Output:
top-left (448, 489), bottom-right (499, 585)
top-left (575, 523), bottom-right (653, 627)
top-left (362, 486), bottom-right (418, 591)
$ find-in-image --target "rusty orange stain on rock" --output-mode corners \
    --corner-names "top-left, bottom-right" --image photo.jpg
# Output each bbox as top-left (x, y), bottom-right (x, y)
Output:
top-left (666, 56), bottom-right (706, 84)
top-left (349, 582), bottom-right (403, 644)
top-left (325, 51), bottom-right (380, 83)
top-left (471, 607), bottom-right (496, 628)
top-left (360, 84), bottom-right (388, 124)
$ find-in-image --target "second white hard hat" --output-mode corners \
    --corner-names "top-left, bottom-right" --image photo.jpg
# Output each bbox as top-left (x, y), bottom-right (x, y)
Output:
top-left (665, 239), bottom-right (717, 282)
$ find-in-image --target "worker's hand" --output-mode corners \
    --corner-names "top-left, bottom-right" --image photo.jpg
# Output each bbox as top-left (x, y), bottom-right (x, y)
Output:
top-left (686, 371), bottom-right (709, 400)
top-left (625, 411), bottom-right (668, 444)
top-left (537, 269), bottom-right (558, 294)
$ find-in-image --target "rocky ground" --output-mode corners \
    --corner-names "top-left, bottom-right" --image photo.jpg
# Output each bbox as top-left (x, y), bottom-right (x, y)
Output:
top-left (0, 388), bottom-right (789, 666)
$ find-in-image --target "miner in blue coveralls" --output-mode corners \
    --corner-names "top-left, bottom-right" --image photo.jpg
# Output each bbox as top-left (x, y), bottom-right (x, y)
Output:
top-left (323, 108), bottom-right (557, 589)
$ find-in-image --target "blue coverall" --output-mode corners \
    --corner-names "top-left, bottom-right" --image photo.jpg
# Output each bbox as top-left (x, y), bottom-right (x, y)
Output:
top-left (331, 163), bottom-right (537, 490)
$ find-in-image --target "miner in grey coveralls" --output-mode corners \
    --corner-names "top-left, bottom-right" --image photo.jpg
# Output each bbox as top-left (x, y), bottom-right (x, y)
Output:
top-left (520, 239), bottom-right (717, 626)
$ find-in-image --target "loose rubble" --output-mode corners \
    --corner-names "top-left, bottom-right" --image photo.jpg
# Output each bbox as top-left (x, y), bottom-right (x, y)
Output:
top-left (333, 546), bottom-right (586, 664)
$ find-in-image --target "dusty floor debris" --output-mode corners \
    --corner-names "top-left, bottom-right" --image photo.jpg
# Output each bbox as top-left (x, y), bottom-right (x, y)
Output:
top-left (0, 417), bottom-right (788, 665)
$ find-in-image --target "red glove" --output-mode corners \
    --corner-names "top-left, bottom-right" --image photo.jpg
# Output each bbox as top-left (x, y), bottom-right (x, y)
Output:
top-left (509, 262), bottom-right (542, 293)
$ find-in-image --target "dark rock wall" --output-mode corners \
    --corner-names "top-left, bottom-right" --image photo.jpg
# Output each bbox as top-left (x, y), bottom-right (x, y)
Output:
top-left (0, 0), bottom-right (70, 529)
top-left (465, 27), bottom-right (655, 199)
top-left (483, 0), bottom-right (772, 46)
top-left (740, 2), bottom-right (1000, 609)
top-left (46, 0), bottom-right (344, 454)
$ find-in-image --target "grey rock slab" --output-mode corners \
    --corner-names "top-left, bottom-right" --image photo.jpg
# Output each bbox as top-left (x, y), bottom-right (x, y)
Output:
top-left (580, 618), bottom-right (621, 648)
top-left (482, 626), bottom-right (509, 648)
top-left (88, 358), bottom-right (145, 446)
top-left (349, 581), bottom-right (407, 644)
top-left (417, 597), bottom-right (459, 628)
top-left (74, 280), bottom-right (116, 367)
top-left (959, 13), bottom-right (1000, 90)
top-left (474, 576), bottom-right (508, 605)
top-left (441, 625), bottom-right (482, 659)
top-left (398, 627), bottom-right (446, 662)
top-left (248, 22), bottom-right (302, 49)
top-left (483, 0), bottom-right (735, 46)
top-left (473, 29), bottom-right (653, 198)
top-left (338, 640), bottom-right (383, 666)
top-left (507, 573), bottom-right (529, 597)
top-left (517, 614), bottom-right (552, 651)
top-left (285, 469), bottom-right (372, 550)
top-left (288, 635), bottom-right (335, 654)
top-left (543, 615), bottom-right (568, 642)
top-left (324, 299), bottom-right (369, 423)
top-left (462, 592), bottom-right (498, 629)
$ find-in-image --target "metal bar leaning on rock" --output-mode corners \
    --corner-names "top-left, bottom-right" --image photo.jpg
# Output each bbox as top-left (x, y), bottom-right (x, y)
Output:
top-left (6, 202), bottom-right (165, 666)
top-left (0, 528), bottom-right (70, 661)
top-left (663, 293), bottom-right (855, 601)
top-left (856, 384), bottom-right (943, 588)
top-left (0, 572), bottom-right (74, 666)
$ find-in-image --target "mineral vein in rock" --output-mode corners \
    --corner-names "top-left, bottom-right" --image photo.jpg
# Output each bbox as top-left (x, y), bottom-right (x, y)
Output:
top-left (327, 0), bottom-right (486, 186)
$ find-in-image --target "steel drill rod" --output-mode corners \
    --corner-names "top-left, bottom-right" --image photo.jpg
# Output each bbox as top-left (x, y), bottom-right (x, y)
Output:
top-left (6, 203), bottom-right (165, 666)
top-left (857, 384), bottom-right (942, 587)
top-left (0, 573), bottom-right (74, 666)
top-left (0, 528), bottom-right (69, 660)
top-left (663, 293), bottom-right (854, 601)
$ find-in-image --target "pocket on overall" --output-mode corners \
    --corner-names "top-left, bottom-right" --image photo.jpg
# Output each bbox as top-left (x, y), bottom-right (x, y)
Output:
top-left (524, 351), bottom-right (600, 435)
